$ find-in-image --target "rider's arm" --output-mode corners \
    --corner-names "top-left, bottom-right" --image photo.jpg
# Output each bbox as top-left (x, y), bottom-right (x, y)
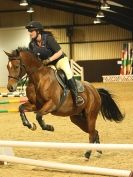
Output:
top-left (49, 49), bottom-right (63, 62)
top-left (29, 41), bottom-right (34, 52)
top-left (46, 35), bottom-right (63, 62)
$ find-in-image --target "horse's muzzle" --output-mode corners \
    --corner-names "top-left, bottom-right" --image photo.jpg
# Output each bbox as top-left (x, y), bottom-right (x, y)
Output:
top-left (7, 83), bottom-right (17, 92)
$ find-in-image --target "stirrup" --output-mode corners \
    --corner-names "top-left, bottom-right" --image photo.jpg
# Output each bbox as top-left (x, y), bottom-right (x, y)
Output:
top-left (76, 96), bottom-right (84, 106)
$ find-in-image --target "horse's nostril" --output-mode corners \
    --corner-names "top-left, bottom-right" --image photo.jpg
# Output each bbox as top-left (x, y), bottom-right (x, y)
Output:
top-left (7, 85), bottom-right (14, 92)
top-left (10, 87), bottom-right (13, 92)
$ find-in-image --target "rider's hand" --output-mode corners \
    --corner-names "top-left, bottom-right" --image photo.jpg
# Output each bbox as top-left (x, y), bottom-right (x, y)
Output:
top-left (42, 58), bottom-right (51, 66)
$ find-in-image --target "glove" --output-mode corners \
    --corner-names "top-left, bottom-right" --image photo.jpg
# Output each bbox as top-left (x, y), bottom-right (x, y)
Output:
top-left (42, 59), bottom-right (51, 66)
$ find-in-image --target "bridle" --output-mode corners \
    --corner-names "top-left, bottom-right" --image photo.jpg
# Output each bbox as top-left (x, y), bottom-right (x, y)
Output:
top-left (8, 57), bottom-right (26, 82)
top-left (8, 54), bottom-right (44, 83)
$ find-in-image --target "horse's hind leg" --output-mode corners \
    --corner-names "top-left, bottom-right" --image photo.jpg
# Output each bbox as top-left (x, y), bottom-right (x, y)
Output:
top-left (70, 109), bottom-right (101, 159)
top-left (84, 108), bottom-right (102, 159)
top-left (70, 112), bottom-right (93, 158)
top-left (70, 112), bottom-right (88, 133)
top-left (36, 113), bottom-right (54, 131)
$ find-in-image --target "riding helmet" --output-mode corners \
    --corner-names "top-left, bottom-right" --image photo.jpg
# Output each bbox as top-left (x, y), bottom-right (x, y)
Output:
top-left (25, 21), bottom-right (44, 31)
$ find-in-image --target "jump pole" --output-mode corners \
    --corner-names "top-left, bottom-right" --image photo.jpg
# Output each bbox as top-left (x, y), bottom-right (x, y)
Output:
top-left (0, 98), bottom-right (28, 104)
top-left (0, 94), bottom-right (23, 97)
top-left (0, 155), bottom-right (132, 177)
top-left (0, 92), bottom-right (26, 97)
top-left (0, 141), bottom-right (133, 151)
top-left (0, 109), bottom-right (19, 113)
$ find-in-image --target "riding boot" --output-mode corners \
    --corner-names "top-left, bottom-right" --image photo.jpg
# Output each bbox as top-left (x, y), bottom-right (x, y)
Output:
top-left (67, 77), bottom-right (84, 106)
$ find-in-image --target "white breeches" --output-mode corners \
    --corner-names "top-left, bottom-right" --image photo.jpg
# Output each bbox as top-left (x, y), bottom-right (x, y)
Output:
top-left (56, 56), bottom-right (73, 80)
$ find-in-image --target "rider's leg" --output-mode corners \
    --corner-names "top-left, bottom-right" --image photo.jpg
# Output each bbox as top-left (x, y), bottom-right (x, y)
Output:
top-left (56, 57), bottom-right (84, 106)
top-left (67, 77), bottom-right (84, 106)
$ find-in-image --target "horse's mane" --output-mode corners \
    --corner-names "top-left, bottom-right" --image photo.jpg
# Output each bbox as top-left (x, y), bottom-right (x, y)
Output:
top-left (17, 47), bottom-right (29, 52)
top-left (11, 47), bottom-right (29, 56)
top-left (11, 47), bottom-right (41, 66)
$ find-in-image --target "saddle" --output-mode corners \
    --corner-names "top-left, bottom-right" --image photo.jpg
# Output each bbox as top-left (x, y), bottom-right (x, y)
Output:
top-left (49, 65), bottom-right (84, 110)
top-left (56, 69), bottom-right (84, 93)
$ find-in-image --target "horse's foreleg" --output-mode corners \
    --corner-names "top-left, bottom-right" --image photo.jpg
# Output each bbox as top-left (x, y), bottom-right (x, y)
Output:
top-left (38, 99), bottom-right (56, 115)
top-left (36, 113), bottom-right (54, 131)
top-left (19, 102), bottom-right (37, 131)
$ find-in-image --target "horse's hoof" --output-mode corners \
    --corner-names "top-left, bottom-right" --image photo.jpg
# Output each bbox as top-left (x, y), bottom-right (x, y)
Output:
top-left (30, 123), bottom-right (37, 131)
top-left (94, 151), bottom-right (102, 158)
top-left (84, 151), bottom-right (91, 159)
top-left (47, 125), bottom-right (54, 131)
top-left (97, 150), bottom-right (102, 154)
top-left (42, 125), bottom-right (54, 131)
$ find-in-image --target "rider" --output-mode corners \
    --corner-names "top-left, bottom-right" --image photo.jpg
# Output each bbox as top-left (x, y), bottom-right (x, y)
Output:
top-left (25, 21), bottom-right (84, 106)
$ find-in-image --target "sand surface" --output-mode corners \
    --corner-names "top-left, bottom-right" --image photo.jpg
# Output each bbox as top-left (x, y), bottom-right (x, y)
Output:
top-left (0, 82), bottom-right (133, 177)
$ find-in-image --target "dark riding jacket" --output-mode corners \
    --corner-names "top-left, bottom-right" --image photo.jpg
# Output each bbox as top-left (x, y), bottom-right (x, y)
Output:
top-left (29, 32), bottom-right (65, 65)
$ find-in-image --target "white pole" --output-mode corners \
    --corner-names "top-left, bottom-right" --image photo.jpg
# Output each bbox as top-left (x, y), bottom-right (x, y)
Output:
top-left (0, 155), bottom-right (132, 177)
top-left (0, 141), bottom-right (133, 151)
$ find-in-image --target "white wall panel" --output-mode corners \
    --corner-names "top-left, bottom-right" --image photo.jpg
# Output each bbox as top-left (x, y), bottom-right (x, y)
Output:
top-left (0, 27), bottom-right (30, 87)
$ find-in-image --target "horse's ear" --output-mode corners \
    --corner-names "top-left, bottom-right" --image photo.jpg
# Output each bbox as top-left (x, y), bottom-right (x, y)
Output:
top-left (4, 51), bottom-right (12, 57)
top-left (16, 49), bottom-right (19, 56)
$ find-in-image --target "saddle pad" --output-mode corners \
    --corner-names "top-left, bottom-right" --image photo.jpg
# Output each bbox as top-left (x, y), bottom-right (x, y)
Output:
top-left (48, 65), bottom-right (84, 93)
top-left (76, 80), bottom-right (84, 93)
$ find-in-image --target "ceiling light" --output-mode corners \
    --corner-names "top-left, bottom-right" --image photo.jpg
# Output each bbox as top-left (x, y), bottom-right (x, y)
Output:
top-left (96, 11), bottom-right (104, 18)
top-left (100, 2), bottom-right (110, 10)
top-left (27, 7), bottom-right (34, 13)
top-left (93, 18), bottom-right (101, 24)
top-left (20, 0), bottom-right (28, 6)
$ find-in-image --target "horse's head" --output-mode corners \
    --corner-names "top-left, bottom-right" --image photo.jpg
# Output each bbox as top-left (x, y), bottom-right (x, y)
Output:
top-left (5, 49), bottom-right (26, 92)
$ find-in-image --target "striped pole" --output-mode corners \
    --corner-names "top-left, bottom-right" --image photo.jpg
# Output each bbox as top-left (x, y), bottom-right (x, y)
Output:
top-left (0, 141), bottom-right (133, 151)
top-left (0, 98), bottom-right (28, 104)
top-left (0, 109), bottom-right (29, 113)
top-left (0, 94), bottom-right (26, 97)
top-left (0, 92), bottom-right (26, 97)
top-left (0, 109), bottom-right (19, 113)
top-left (0, 155), bottom-right (132, 177)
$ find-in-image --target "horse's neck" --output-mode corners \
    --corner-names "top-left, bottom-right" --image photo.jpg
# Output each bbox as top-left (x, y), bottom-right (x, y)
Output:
top-left (20, 52), bottom-right (42, 75)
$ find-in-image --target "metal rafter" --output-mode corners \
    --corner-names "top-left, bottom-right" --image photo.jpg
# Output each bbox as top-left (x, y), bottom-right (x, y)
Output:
top-left (3, 0), bottom-right (133, 31)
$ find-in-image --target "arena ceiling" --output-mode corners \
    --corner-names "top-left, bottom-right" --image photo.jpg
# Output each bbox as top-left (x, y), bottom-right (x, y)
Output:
top-left (2, 0), bottom-right (133, 32)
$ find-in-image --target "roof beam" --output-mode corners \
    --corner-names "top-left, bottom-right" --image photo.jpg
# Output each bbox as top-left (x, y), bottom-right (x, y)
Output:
top-left (110, 5), bottom-right (133, 19)
top-left (110, 0), bottom-right (133, 8)
top-left (31, 0), bottom-right (133, 31)
top-left (32, 0), bottom-right (98, 16)
top-left (104, 11), bottom-right (133, 31)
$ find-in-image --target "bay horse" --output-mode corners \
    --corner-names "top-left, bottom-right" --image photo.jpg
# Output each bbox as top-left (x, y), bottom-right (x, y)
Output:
top-left (5, 48), bottom-right (124, 158)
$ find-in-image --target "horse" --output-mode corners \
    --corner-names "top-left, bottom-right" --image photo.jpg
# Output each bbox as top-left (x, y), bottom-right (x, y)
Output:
top-left (5, 48), bottom-right (124, 159)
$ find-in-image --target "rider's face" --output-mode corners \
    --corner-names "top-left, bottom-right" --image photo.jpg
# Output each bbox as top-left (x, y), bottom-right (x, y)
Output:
top-left (28, 30), bottom-right (37, 39)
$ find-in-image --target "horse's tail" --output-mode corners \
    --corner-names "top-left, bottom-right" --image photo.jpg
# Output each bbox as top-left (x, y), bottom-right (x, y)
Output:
top-left (97, 88), bottom-right (125, 122)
